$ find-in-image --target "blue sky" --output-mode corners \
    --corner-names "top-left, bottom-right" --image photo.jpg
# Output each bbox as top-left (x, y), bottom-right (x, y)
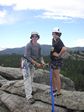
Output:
top-left (0, 0), bottom-right (84, 50)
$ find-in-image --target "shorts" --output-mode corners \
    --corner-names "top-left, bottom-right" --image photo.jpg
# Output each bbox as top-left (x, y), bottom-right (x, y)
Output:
top-left (50, 60), bottom-right (63, 70)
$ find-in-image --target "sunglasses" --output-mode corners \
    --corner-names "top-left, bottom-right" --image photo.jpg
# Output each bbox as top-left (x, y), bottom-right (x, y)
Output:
top-left (52, 32), bottom-right (61, 37)
top-left (32, 35), bottom-right (38, 38)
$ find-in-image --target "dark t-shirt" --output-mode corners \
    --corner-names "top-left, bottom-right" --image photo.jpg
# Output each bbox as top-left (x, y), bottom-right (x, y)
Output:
top-left (53, 38), bottom-right (64, 53)
top-left (50, 38), bottom-right (64, 61)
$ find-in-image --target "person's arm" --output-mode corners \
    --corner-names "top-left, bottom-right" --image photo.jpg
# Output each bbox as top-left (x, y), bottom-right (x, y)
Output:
top-left (40, 57), bottom-right (45, 65)
top-left (58, 47), bottom-right (67, 57)
top-left (32, 60), bottom-right (43, 68)
top-left (38, 45), bottom-right (45, 67)
top-left (40, 45), bottom-right (45, 65)
top-left (52, 52), bottom-right (59, 57)
top-left (31, 59), bottom-right (39, 66)
top-left (52, 47), bottom-right (67, 57)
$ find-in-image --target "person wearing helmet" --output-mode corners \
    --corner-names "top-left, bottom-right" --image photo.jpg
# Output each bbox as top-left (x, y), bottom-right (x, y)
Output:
top-left (23, 31), bottom-right (45, 103)
top-left (50, 27), bottom-right (67, 96)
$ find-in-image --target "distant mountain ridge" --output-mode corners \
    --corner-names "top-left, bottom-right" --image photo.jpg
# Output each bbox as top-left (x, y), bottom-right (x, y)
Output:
top-left (0, 45), bottom-right (84, 56)
top-left (71, 47), bottom-right (84, 52)
top-left (0, 45), bottom-right (51, 56)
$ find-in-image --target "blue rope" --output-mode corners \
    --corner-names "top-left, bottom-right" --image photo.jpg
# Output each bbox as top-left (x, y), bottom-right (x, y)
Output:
top-left (50, 66), bottom-right (55, 112)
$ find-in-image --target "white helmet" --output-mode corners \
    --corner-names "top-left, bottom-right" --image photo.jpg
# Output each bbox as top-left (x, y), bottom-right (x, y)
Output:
top-left (30, 32), bottom-right (40, 39)
top-left (31, 32), bottom-right (39, 35)
top-left (52, 27), bottom-right (62, 34)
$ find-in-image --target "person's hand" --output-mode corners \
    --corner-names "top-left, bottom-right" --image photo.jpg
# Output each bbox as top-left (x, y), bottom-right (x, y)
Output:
top-left (52, 52), bottom-right (59, 57)
top-left (41, 60), bottom-right (46, 67)
top-left (36, 62), bottom-right (43, 68)
top-left (41, 62), bottom-right (46, 68)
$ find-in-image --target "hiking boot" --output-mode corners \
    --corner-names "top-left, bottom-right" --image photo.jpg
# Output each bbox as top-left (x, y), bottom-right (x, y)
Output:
top-left (56, 93), bottom-right (62, 97)
top-left (53, 90), bottom-right (57, 96)
top-left (49, 90), bottom-right (57, 96)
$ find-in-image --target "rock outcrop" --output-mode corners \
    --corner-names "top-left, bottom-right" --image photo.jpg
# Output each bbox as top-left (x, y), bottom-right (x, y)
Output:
top-left (34, 69), bottom-right (75, 90)
top-left (0, 67), bottom-right (75, 91)
top-left (0, 66), bottom-right (84, 112)
top-left (0, 67), bottom-right (22, 80)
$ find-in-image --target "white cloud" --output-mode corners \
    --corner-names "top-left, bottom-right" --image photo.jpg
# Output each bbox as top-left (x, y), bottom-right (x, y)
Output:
top-left (37, 11), bottom-right (72, 20)
top-left (0, 10), bottom-right (18, 24)
top-left (0, 0), bottom-right (84, 22)
top-left (0, 10), bottom-right (8, 24)
top-left (76, 38), bottom-right (84, 47)
top-left (0, 10), bottom-right (6, 17)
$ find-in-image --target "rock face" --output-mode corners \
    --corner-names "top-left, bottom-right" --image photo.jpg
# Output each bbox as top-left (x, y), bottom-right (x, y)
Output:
top-left (34, 69), bottom-right (75, 91)
top-left (0, 67), bottom-right (22, 80)
top-left (0, 66), bottom-right (84, 112)
top-left (0, 67), bottom-right (75, 90)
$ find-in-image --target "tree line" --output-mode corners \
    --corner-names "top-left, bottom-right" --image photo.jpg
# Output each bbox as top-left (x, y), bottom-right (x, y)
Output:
top-left (0, 54), bottom-right (84, 91)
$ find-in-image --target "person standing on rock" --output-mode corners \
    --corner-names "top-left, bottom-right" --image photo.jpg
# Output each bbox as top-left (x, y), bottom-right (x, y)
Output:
top-left (50, 27), bottom-right (67, 96)
top-left (22, 32), bottom-right (45, 104)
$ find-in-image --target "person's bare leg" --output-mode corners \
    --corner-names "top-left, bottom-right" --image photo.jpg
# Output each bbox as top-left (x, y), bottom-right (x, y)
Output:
top-left (52, 70), bottom-right (57, 91)
top-left (53, 69), bottom-right (61, 94)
